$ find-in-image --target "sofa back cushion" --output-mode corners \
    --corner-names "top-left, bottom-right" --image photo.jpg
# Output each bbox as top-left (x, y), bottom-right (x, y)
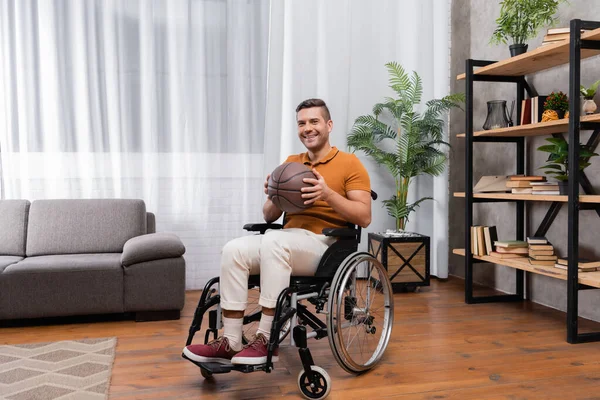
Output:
top-left (0, 200), bottom-right (30, 256)
top-left (26, 199), bottom-right (147, 256)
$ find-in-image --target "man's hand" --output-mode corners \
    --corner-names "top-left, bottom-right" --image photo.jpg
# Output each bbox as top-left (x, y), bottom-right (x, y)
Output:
top-left (301, 168), bottom-right (333, 205)
top-left (264, 174), bottom-right (271, 197)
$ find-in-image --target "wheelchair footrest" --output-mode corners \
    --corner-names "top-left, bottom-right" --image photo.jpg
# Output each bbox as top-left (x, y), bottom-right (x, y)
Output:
top-left (183, 353), bottom-right (269, 374)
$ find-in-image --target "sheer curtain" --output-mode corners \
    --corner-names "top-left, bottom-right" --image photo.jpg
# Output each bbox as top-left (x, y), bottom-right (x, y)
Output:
top-left (264, 0), bottom-right (452, 278)
top-left (0, 0), bottom-right (270, 289)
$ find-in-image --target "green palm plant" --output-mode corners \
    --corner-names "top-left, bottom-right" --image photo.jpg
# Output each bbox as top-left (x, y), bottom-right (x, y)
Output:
top-left (347, 62), bottom-right (464, 231)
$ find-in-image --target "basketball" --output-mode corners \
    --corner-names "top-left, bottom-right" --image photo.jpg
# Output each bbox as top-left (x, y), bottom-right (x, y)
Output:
top-left (267, 162), bottom-right (317, 213)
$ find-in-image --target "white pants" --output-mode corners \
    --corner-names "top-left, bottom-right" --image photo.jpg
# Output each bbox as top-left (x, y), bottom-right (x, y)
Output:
top-left (219, 228), bottom-right (335, 310)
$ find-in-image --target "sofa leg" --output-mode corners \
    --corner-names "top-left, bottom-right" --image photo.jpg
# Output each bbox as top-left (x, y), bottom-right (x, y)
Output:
top-left (135, 309), bottom-right (180, 322)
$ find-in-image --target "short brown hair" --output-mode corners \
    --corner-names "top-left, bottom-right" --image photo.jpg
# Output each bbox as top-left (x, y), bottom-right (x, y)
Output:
top-left (296, 98), bottom-right (331, 121)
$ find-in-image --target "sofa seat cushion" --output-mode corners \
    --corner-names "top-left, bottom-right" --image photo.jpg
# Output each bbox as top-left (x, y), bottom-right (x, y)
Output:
top-left (0, 256), bottom-right (23, 273)
top-left (0, 254), bottom-right (124, 320)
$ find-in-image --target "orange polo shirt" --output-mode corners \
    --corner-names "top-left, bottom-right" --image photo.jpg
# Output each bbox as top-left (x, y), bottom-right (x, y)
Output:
top-left (283, 147), bottom-right (371, 234)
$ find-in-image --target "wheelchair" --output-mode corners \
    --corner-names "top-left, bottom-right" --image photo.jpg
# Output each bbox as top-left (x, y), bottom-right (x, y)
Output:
top-left (183, 192), bottom-right (394, 399)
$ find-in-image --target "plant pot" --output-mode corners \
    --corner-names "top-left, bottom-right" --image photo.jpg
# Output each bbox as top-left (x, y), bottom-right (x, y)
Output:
top-left (509, 44), bottom-right (528, 57)
top-left (552, 109), bottom-right (566, 119)
top-left (559, 181), bottom-right (568, 195)
top-left (583, 98), bottom-right (597, 115)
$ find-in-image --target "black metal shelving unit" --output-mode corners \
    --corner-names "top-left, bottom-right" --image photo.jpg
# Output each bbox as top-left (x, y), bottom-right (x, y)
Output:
top-left (463, 19), bottom-right (600, 344)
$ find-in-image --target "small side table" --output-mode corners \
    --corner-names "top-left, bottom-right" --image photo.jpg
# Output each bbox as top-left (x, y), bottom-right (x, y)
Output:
top-left (368, 231), bottom-right (430, 292)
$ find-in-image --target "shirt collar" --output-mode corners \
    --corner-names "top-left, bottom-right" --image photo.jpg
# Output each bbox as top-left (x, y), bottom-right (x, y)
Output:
top-left (301, 146), bottom-right (339, 166)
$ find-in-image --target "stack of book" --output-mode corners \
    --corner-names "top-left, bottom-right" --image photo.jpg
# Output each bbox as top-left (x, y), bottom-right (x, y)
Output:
top-left (540, 27), bottom-right (590, 46)
top-left (527, 237), bottom-right (557, 266)
top-left (531, 181), bottom-right (560, 195)
top-left (520, 96), bottom-right (549, 125)
top-left (490, 240), bottom-right (528, 259)
top-left (470, 225), bottom-right (498, 256)
top-left (555, 258), bottom-right (600, 272)
top-left (505, 175), bottom-right (546, 194)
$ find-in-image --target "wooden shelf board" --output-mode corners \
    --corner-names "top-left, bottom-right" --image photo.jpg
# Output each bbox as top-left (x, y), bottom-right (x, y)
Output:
top-left (453, 192), bottom-right (600, 203)
top-left (453, 248), bottom-right (600, 288)
top-left (456, 28), bottom-right (600, 80)
top-left (456, 114), bottom-right (600, 138)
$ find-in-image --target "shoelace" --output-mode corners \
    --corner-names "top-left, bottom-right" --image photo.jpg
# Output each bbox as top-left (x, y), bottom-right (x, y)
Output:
top-left (207, 337), bottom-right (231, 352)
top-left (246, 334), bottom-right (268, 350)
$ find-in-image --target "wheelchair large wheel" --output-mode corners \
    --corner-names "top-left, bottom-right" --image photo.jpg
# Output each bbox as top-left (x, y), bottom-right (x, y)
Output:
top-left (326, 252), bottom-right (394, 374)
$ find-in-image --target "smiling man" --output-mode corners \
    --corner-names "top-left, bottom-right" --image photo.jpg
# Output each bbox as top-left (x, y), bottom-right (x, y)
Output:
top-left (183, 98), bottom-right (372, 367)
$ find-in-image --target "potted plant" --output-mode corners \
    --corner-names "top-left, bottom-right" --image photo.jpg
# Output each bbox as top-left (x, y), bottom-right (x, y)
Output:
top-left (490, 0), bottom-right (564, 57)
top-left (543, 91), bottom-right (569, 120)
top-left (348, 62), bottom-right (464, 232)
top-left (537, 137), bottom-right (598, 194)
top-left (347, 62), bottom-right (463, 291)
top-left (581, 80), bottom-right (600, 115)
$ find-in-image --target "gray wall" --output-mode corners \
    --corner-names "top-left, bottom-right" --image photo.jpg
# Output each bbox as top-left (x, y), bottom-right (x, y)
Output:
top-left (449, 0), bottom-right (600, 321)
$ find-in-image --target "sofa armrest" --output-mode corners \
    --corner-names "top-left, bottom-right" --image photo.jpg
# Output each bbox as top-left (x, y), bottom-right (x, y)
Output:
top-left (121, 233), bottom-right (186, 267)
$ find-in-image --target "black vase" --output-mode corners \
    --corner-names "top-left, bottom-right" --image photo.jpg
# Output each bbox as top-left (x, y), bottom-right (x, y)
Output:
top-left (554, 109), bottom-right (566, 119)
top-left (509, 44), bottom-right (528, 57)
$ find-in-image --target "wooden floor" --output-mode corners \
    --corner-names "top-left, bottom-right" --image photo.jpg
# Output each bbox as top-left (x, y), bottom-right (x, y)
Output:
top-left (4, 277), bottom-right (600, 399)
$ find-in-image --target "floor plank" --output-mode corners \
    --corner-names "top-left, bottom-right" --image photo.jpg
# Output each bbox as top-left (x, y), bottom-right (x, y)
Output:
top-left (2, 277), bottom-right (600, 399)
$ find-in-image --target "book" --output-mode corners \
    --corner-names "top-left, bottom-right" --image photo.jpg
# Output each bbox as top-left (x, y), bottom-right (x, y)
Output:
top-left (484, 226), bottom-right (498, 256)
top-left (529, 254), bottom-right (558, 261)
top-left (554, 263), bottom-right (599, 272)
top-left (512, 188), bottom-right (533, 194)
top-left (494, 240), bottom-right (528, 248)
top-left (477, 226), bottom-right (486, 256)
top-left (528, 258), bottom-right (556, 266)
top-left (496, 246), bottom-right (529, 254)
top-left (557, 258), bottom-right (600, 268)
top-left (508, 175), bottom-right (546, 181)
top-left (520, 99), bottom-right (532, 125)
top-left (529, 250), bottom-right (555, 256)
top-left (532, 190), bottom-right (560, 195)
top-left (529, 244), bottom-right (554, 251)
top-left (532, 185), bottom-right (559, 191)
top-left (506, 180), bottom-right (532, 188)
top-left (489, 251), bottom-right (527, 259)
top-left (527, 236), bottom-right (548, 244)
top-left (530, 96), bottom-right (548, 124)
top-left (530, 181), bottom-right (560, 186)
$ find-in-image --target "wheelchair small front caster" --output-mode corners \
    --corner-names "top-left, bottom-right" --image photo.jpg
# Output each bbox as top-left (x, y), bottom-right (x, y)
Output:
top-left (200, 368), bottom-right (213, 379)
top-left (297, 365), bottom-right (331, 399)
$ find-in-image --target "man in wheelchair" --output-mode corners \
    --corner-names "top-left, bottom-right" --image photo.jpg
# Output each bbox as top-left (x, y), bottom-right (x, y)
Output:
top-left (183, 99), bottom-right (394, 398)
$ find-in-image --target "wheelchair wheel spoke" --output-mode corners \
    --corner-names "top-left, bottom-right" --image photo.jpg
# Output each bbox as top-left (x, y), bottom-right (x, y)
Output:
top-left (327, 253), bottom-right (394, 373)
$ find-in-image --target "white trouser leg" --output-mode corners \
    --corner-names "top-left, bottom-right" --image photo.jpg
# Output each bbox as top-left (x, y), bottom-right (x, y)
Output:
top-left (219, 228), bottom-right (334, 311)
top-left (258, 228), bottom-right (333, 309)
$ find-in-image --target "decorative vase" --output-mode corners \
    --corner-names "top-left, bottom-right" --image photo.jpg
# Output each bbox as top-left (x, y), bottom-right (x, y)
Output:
top-left (483, 100), bottom-right (511, 130)
top-left (558, 181), bottom-right (568, 195)
top-left (583, 98), bottom-right (597, 115)
top-left (509, 44), bottom-right (528, 57)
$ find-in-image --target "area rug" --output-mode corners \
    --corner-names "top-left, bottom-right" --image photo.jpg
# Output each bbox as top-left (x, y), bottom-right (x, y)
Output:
top-left (0, 337), bottom-right (116, 400)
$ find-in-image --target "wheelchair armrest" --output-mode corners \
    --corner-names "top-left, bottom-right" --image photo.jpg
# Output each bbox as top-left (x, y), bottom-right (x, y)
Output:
top-left (243, 223), bottom-right (284, 234)
top-left (322, 228), bottom-right (359, 239)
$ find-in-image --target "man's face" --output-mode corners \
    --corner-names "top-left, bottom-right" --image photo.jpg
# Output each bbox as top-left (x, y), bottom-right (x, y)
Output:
top-left (296, 107), bottom-right (333, 152)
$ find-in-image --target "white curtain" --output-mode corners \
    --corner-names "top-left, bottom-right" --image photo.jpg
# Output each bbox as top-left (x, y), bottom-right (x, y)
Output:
top-left (0, 0), bottom-right (270, 289)
top-left (264, 0), bottom-right (452, 278)
top-left (0, 0), bottom-right (452, 285)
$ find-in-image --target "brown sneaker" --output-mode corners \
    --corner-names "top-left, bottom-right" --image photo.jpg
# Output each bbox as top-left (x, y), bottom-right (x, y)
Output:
top-left (231, 333), bottom-right (279, 365)
top-left (183, 337), bottom-right (239, 364)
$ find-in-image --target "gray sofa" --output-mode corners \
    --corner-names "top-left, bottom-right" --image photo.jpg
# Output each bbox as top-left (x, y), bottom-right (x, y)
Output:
top-left (0, 199), bottom-right (186, 322)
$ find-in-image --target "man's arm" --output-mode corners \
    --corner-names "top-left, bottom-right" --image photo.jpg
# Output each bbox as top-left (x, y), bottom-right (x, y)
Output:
top-left (263, 198), bottom-right (283, 223)
top-left (301, 169), bottom-right (371, 228)
top-left (263, 173), bottom-right (284, 223)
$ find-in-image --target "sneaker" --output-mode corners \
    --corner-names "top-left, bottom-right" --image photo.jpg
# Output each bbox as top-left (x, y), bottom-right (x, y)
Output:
top-left (183, 337), bottom-right (239, 364)
top-left (231, 333), bottom-right (279, 365)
